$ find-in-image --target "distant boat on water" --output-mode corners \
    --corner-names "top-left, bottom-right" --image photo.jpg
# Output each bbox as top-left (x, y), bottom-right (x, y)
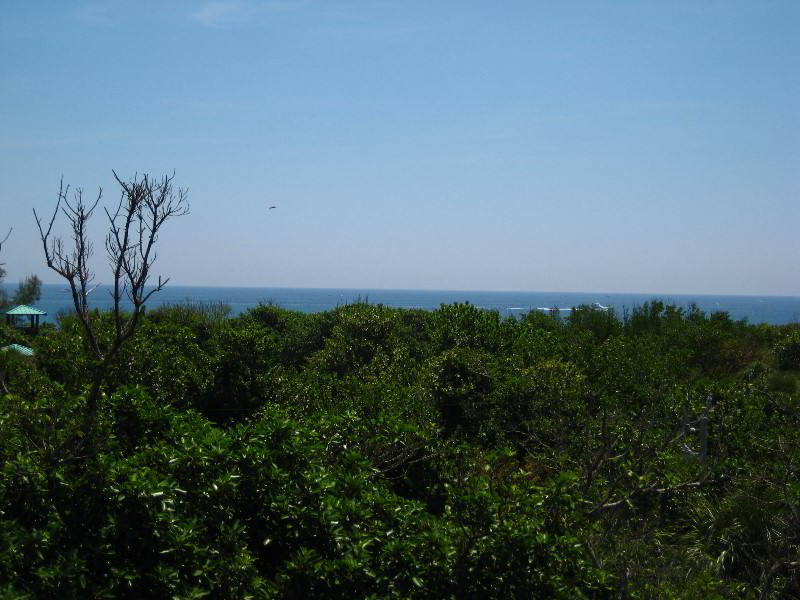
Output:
top-left (535, 302), bottom-right (610, 312)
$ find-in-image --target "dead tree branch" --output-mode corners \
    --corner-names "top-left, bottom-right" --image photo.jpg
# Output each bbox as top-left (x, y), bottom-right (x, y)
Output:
top-left (34, 180), bottom-right (103, 357)
top-left (0, 227), bottom-right (10, 258)
top-left (34, 172), bottom-right (188, 414)
top-left (103, 170), bottom-right (188, 358)
top-left (0, 228), bottom-right (10, 278)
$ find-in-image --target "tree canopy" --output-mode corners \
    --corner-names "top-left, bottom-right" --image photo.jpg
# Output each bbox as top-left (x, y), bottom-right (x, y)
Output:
top-left (1, 298), bottom-right (798, 597)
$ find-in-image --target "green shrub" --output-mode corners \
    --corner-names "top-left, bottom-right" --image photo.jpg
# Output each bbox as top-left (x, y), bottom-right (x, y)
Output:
top-left (146, 301), bottom-right (231, 343)
top-left (775, 329), bottom-right (800, 370)
top-left (568, 304), bottom-right (621, 342)
top-left (422, 347), bottom-right (495, 436)
top-left (431, 302), bottom-right (504, 354)
top-left (307, 303), bottom-right (400, 377)
top-left (201, 320), bottom-right (282, 421)
top-left (491, 360), bottom-right (588, 453)
top-left (3, 299), bottom-right (796, 597)
top-left (107, 321), bottom-right (216, 407)
top-left (247, 304), bottom-right (333, 368)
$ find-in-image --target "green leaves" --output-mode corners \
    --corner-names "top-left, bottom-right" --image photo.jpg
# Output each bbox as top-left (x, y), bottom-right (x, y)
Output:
top-left (775, 328), bottom-right (800, 371)
top-left (3, 298), bottom-right (795, 597)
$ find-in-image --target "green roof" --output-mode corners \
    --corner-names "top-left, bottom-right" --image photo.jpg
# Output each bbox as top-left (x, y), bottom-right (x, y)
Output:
top-left (3, 305), bottom-right (47, 316)
top-left (1, 344), bottom-right (35, 357)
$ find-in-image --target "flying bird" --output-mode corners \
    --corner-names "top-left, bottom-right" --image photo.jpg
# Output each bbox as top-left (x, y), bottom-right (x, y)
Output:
top-left (268, 206), bottom-right (276, 210)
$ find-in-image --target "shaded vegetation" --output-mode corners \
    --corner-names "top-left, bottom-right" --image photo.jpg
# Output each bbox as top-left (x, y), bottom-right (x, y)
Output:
top-left (1, 299), bottom-right (799, 597)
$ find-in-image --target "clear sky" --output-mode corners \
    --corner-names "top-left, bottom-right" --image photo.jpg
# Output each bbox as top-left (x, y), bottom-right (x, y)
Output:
top-left (1, 1), bottom-right (798, 295)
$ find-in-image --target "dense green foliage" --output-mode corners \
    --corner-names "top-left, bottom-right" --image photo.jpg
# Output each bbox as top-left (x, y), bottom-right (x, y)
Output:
top-left (1, 300), bottom-right (799, 598)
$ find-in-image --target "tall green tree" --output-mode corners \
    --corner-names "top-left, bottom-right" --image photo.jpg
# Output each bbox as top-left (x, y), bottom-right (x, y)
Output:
top-left (10, 275), bottom-right (41, 307)
top-left (0, 228), bottom-right (42, 311)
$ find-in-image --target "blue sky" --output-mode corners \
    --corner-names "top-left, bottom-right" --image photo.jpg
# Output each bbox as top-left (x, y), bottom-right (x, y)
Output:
top-left (1, 1), bottom-right (798, 295)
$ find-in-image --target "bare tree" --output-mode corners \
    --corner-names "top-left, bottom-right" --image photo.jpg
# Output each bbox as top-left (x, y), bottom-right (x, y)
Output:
top-left (34, 172), bottom-right (189, 414)
top-left (0, 227), bottom-right (10, 274)
top-left (0, 229), bottom-right (12, 309)
top-left (0, 227), bottom-right (10, 252)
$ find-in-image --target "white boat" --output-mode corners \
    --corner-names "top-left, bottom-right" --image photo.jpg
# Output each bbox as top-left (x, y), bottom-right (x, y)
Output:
top-left (534, 303), bottom-right (610, 312)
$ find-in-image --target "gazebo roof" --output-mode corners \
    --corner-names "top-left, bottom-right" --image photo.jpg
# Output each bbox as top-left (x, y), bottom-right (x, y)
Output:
top-left (1, 344), bottom-right (35, 357)
top-left (3, 304), bottom-right (47, 316)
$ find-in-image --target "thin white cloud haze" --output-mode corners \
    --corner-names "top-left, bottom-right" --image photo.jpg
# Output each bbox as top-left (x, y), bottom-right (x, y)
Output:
top-left (192, 2), bottom-right (244, 26)
top-left (191, 1), bottom-right (311, 26)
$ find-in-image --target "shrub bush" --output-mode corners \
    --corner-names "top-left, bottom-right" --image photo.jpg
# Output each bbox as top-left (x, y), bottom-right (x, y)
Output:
top-left (775, 329), bottom-right (800, 370)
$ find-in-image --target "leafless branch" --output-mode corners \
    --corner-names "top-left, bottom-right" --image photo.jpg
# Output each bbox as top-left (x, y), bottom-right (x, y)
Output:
top-left (34, 172), bottom-right (188, 415)
top-left (103, 170), bottom-right (188, 352)
top-left (0, 227), bottom-right (10, 255)
top-left (34, 181), bottom-right (103, 358)
top-left (0, 228), bottom-right (10, 271)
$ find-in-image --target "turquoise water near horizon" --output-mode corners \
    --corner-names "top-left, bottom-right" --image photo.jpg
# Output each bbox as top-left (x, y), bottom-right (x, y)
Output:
top-left (8, 284), bottom-right (800, 326)
top-left (5, 284), bottom-right (800, 325)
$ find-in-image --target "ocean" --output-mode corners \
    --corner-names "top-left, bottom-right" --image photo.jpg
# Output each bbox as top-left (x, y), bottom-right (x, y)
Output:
top-left (9, 284), bottom-right (800, 326)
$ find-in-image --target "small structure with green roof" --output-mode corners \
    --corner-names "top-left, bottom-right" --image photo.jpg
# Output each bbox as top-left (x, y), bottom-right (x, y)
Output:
top-left (1, 343), bottom-right (35, 357)
top-left (3, 304), bottom-right (46, 333)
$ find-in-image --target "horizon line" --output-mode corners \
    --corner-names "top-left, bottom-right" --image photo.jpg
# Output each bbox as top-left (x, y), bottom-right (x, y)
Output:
top-left (20, 282), bottom-right (800, 299)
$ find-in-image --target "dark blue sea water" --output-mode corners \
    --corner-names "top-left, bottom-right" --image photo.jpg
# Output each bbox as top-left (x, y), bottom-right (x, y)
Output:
top-left (9, 284), bottom-right (800, 326)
